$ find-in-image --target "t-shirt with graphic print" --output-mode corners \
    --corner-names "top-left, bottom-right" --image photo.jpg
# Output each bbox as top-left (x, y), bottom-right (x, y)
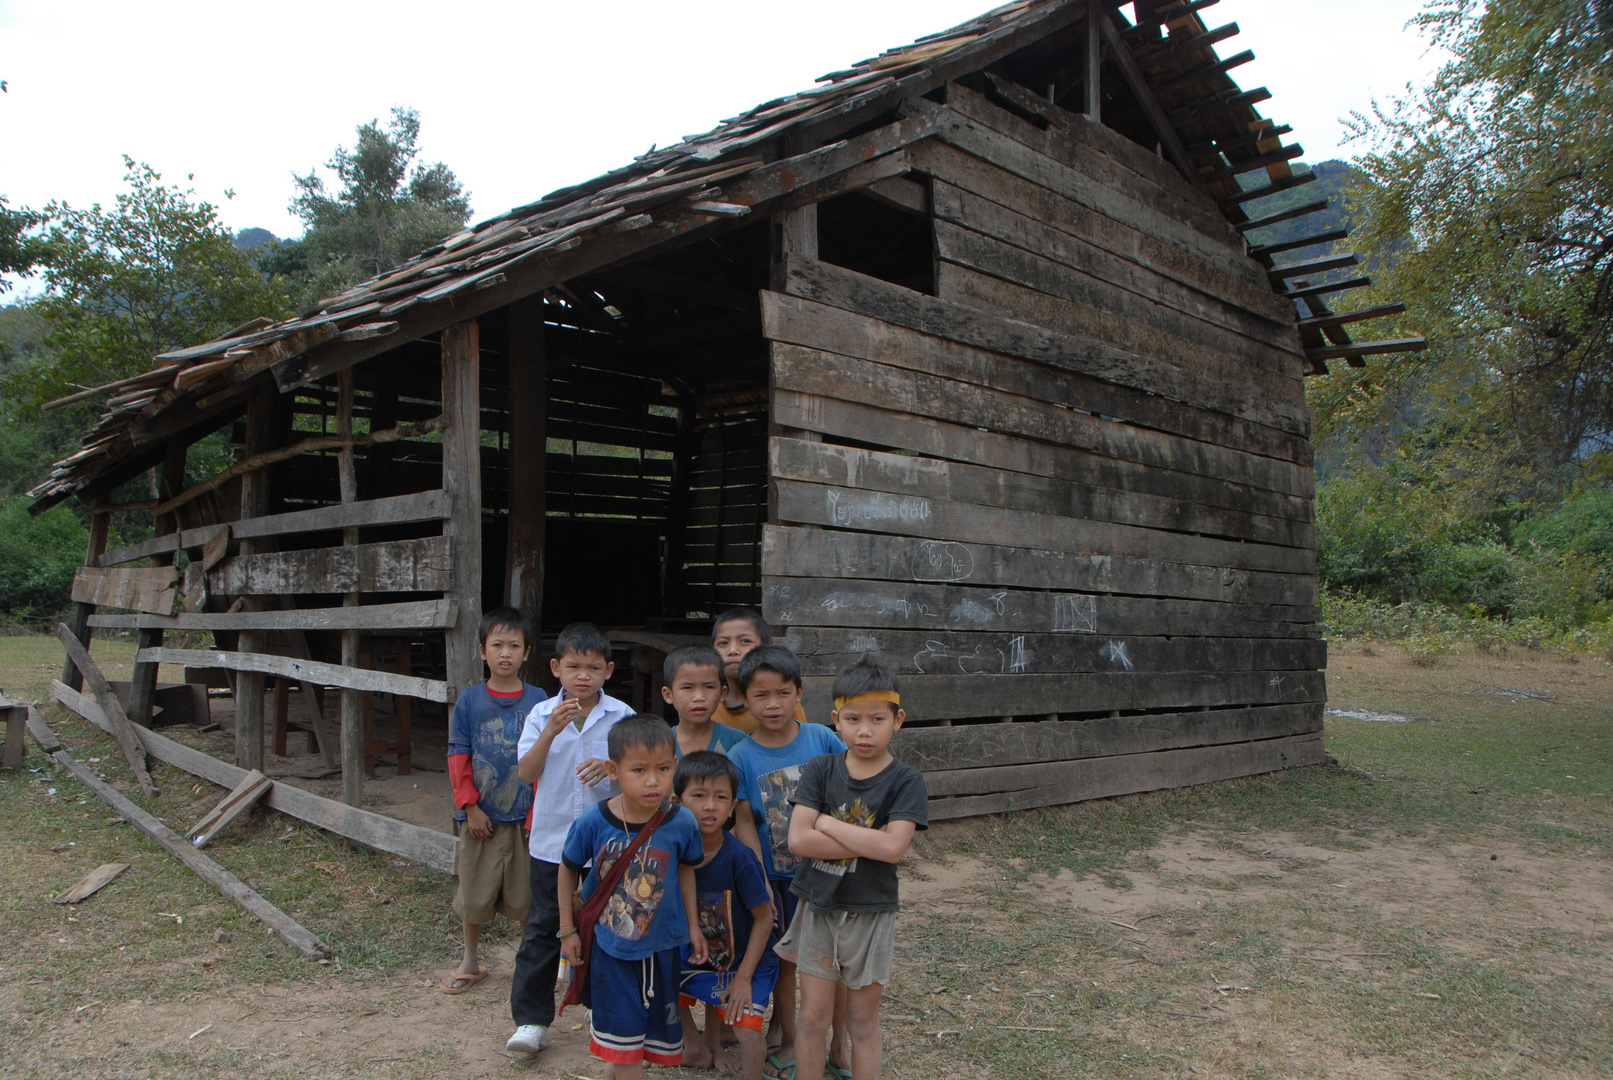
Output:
top-left (728, 722), bottom-right (846, 881)
top-left (561, 800), bottom-right (703, 961)
top-left (446, 683), bottom-right (548, 824)
top-left (683, 831), bottom-right (776, 973)
top-left (788, 752), bottom-right (929, 914)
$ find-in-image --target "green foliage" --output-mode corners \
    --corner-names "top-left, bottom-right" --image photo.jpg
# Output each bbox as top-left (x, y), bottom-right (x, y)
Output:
top-left (261, 107), bottom-right (470, 308)
top-left (0, 495), bottom-right (85, 615)
top-left (13, 158), bottom-right (291, 408)
top-left (0, 195), bottom-right (44, 288)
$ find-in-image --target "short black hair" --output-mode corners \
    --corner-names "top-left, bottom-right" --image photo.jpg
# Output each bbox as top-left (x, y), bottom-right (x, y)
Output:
top-left (737, 643), bottom-right (802, 693)
top-left (831, 657), bottom-right (900, 704)
top-left (663, 645), bottom-right (725, 687)
top-left (607, 714), bottom-right (675, 762)
top-left (479, 606), bottom-right (532, 648)
top-left (712, 608), bottom-right (771, 645)
top-left (555, 622), bottom-right (611, 662)
top-left (674, 750), bottom-right (741, 800)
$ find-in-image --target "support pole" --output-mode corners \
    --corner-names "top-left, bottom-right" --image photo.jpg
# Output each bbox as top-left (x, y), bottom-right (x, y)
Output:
top-left (504, 298), bottom-right (546, 683)
top-left (441, 322), bottom-right (484, 704)
top-left (336, 368), bottom-right (364, 807)
top-left (235, 386), bottom-right (272, 771)
top-left (1085, 0), bottom-right (1103, 122)
top-left (59, 511), bottom-right (110, 691)
top-left (128, 441), bottom-right (187, 727)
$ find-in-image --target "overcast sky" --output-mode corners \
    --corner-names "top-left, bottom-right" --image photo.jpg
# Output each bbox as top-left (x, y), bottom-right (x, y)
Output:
top-left (1, 0), bottom-right (1447, 243)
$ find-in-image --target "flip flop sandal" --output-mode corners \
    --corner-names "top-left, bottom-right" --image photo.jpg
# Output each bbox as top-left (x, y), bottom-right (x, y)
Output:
top-left (827, 1065), bottom-right (853, 1080)
top-left (764, 1053), bottom-right (796, 1080)
top-left (438, 965), bottom-right (488, 994)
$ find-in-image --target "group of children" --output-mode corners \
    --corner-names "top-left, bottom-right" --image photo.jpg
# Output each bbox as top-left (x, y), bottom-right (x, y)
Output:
top-left (444, 605), bottom-right (927, 1080)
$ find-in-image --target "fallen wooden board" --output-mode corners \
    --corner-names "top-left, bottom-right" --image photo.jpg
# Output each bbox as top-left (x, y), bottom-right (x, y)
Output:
top-left (188, 769), bottom-right (271, 848)
top-left (50, 680), bottom-right (457, 873)
top-left (57, 623), bottom-right (158, 798)
top-left (25, 704), bottom-right (62, 754)
top-left (53, 862), bottom-right (129, 904)
top-left (47, 743), bottom-right (328, 958)
top-left (134, 648), bottom-right (450, 703)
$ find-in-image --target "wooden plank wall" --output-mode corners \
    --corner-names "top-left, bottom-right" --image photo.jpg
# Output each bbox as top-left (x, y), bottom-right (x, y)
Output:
top-left (763, 81), bottom-right (1327, 817)
top-left (681, 405), bottom-right (769, 616)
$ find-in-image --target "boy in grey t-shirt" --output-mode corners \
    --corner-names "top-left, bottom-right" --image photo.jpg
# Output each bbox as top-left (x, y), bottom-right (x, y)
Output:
top-left (779, 659), bottom-right (927, 1080)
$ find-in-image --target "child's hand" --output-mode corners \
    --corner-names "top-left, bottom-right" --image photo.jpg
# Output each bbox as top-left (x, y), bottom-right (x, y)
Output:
top-left (545, 696), bottom-right (582, 736)
top-left (560, 932), bottom-right (584, 967)
top-left (576, 757), bottom-right (609, 787)
top-left (720, 975), bottom-right (753, 1019)
top-left (465, 805), bottom-right (494, 841)
top-left (686, 927), bottom-right (709, 967)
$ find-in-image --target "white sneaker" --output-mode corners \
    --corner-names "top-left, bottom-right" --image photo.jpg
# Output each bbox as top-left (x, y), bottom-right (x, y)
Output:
top-left (506, 1024), bottom-right (549, 1056)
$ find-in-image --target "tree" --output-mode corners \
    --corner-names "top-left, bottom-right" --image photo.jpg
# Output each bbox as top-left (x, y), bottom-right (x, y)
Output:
top-left (262, 107), bottom-right (471, 307)
top-left (1314, 0), bottom-right (1613, 508)
top-left (10, 157), bottom-right (291, 408)
top-left (0, 196), bottom-right (44, 289)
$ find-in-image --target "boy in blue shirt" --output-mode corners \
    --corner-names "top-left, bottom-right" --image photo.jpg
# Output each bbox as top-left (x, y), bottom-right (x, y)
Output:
top-left (662, 645), bottom-right (746, 759)
top-left (675, 751), bottom-right (775, 1080)
top-left (559, 715), bottom-right (707, 1078)
top-left (727, 644), bottom-right (845, 1067)
top-left (443, 606), bottom-right (547, 993)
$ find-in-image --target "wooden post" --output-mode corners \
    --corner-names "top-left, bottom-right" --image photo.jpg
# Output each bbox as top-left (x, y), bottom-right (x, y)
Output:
top-left (769, 204), bottom-right (818, 293)
top-left (235, 387), bottom-right (272, 771)
top-left (336, 368), bottom-right (364, 807)
top-left (1085, 0), bottom-right (1103, 122)
top-left (128, 441), bottom-right (187, 727)
top-left (661, 387), bottom-right (699, 621)
top-left (59, 511), bottom-right (110, 691)
top-left (504, 298), bottom-right (546, 682)
top-left (441, 322), bottom-right (483, 704)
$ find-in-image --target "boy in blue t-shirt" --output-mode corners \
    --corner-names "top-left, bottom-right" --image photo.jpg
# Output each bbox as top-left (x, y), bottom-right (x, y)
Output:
top-left (727, 644), bottom-right (845, 1066)
top-left (443, 606), bottom-right (547, 993)
top-left (675, 751), bottom-right (776, 1080)
top-left (662, 645), bottom-right (746, 759)
top-left (559, 715), bottom-right (706, 1078)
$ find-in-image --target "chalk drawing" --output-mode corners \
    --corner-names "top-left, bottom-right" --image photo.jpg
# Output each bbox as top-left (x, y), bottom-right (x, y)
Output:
top-left (1104, 640), bottom-right (1133, 671)
top-left (911, 541), bottom-right (974, 582)
top-left (847, 633), bottom-right (880, 653)
top-left (1008, 636), bottom-right (1028, 673)
top-left (913, 640), bottom-right (1006, 675)
top-left (1051, 593), bottom-right (1098, 634)
top-left (826, 489), bottom-right (931, 528)
top-left (767, 582), bottom-right (803, 624)
top-left (1269, 674), bottom-right (1285, 689)
top-left (818, 591), bottom-right (912, 619)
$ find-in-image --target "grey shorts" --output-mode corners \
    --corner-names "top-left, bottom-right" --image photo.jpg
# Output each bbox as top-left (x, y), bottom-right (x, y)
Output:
top-left (775, 906), bottom-right (897, 989)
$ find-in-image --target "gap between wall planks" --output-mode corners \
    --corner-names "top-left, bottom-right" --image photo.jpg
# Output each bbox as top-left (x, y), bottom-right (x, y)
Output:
top-left (48, 682), bottom-right (458, 873)
top-left (133, 648), bottom-right (450, 703)
top-left (56, 622), bottom-right (158, 798)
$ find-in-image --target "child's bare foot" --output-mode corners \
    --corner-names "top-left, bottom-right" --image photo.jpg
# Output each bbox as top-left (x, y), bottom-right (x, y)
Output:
top-left (684, 1042), bottom-right (717, 1069)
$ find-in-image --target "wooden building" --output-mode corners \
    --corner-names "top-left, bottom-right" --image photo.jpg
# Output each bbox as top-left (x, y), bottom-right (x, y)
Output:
top-left (32, 0), bottom-right (1422, 820)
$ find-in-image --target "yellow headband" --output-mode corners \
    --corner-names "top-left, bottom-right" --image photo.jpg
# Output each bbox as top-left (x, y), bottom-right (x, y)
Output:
top-left (833, 691), bottom-right (902, 711)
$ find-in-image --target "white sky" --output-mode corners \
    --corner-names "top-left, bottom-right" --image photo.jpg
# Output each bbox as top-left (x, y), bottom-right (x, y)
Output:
top-left (0, 0), bottom-right (1446, 243)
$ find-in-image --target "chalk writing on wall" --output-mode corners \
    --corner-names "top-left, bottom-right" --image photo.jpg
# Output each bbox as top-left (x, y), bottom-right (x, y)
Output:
top-left (827, 489), bottom-right (932, 528)
top-left (1008, 635), bottom-right (1028, 673)
top-left (1104, 639), bottom-right (1133, 671)
top-left (1052, 593), bottom-right (1098, 634)
top-left (913, 640), bottom-right (1005, 675)
top-left (847, 633), bottom-right (880, 653)
top-left (910, 541), bottom-right (974, 582)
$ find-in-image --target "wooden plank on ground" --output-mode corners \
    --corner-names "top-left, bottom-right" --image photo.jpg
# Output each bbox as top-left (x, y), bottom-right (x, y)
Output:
top-left (56, 622), bottom-right (158, 798)
top-left (53, 863), bottom-right (130, 904)
top-left (133, 648), bottom-right (451, 703)
top-left (25, 704), bottom-right (62, 753)
top-left (50, 680), bottom-right (458, 873)
top-left (88, 598), bottom-right (457, 632)
top-left (206, 535), bottom-right (452, 596)
top-left (925, 733), bottom-right (1329, 819)
top-left (187, 769), bottom-right (272, 848)
top-left (892, 702), bottom-right (1323, 773)
top-left (69, 566), bottom-right (180, 616)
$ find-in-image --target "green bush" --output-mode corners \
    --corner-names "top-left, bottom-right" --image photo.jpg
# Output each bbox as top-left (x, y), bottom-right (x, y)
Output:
top-left (0, 495), bottom-right (86, 615)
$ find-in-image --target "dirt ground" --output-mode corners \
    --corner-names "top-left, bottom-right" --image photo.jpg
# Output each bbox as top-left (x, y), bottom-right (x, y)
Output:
top-left (1, 639), bottom-right (1608, 1079)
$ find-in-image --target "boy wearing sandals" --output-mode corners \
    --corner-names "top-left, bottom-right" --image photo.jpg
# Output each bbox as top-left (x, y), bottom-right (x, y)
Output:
top-left (442, 606), bottom-right (548, 994)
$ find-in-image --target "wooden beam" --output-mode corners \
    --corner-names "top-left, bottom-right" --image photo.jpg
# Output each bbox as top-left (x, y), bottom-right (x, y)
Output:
top-left (336, 367), bottom-right (363, 808)
top-left (40, 367), bottom-right (175, 412)
top-left (135, 648), bottom-right (451, 703)
top-left (1268, 253), bottom-right (1359, 281)
top-left (205, 535), bottom-right (452, 596)
top-left (1134, 20), bottom-right (1239, 59)
top-left (1281, 276), bottom-right (1371, 302)
top-left (1306, 337), bottom-right (1427, 362)
top-left (1149, 49), bottom-right (1255, 97)
top-left (1248, 229), bottom-right (1349, 261)
top-left (55, 622), bottom-right (158, 798)
top-left (60, 511), bottom-right (109, 691)
top-left (1236, 198), bottom-right (1330, 233)
top-left (1085, 0), bottom-right (1103, 122)
top-left (1295, 303), bottom-right (1407, 331)
top-left (440, 321), bottom-right (483, 705)
top-left (505, 297), bottom-right (546, 684)
top-left (87, 598), bottom-right (457, 632)
top-left (1167, 86), bottom-right (1271, 123)
top-left (70, 566), bottom-right (180, 615)
top-left (1199, 143), bottom-right (1305, 185)
top-left (1096, 11), bottom-right (1206, 193)
top-left (1220, 171), bottom-right (1317, 207)
top-left (187, 768), bottom-right (272, 848)
top-left (235, 384), bottom-right (273, 772)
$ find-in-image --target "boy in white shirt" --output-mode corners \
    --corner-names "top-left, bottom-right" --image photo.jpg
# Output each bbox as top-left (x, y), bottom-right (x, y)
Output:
top-left (505, 623), bottom-right (632, 1057)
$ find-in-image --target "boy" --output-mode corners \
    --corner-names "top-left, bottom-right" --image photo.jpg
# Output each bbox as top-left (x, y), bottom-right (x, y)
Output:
top-left (783, 659), bottom-right (928, 1080)
top-left (507, 623), bottom-right (632, 1057)
top-left (674, 751), bottom-right (776, 1079)
top-left (443, 607), bottom-right (548, 993)
top-left (710, 609), bottom-right (807, 735)
top-left (727, 644), bottom-right (845, 1064)
top-left (559, 715), bottom-right (707, 1079)
top-left (662, 645), bottom-right (746, 759)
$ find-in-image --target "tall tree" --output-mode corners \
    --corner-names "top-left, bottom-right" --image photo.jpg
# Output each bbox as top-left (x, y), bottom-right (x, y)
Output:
top-left (1314, 0), bottom-right (1613, 506)
top-left (263, 107), bottom-right (471, 307)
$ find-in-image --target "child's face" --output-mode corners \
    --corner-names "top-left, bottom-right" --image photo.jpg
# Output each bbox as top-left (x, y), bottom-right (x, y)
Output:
top-left (678, 774), bottom-right (735, 837)
top-left (479, 626), bottom-right (530, 681)
top-left (743, 669), bottom-right (801, 732)
top-left (607, 741), bottom-right (677, 813)
top-left (833, 700), bottom-right (904, 761)
top-left (712, 619), bottom-right (763, 683)
top-left (661, 662), bottom-right (722, 725)
top-left (551, 648), bottom-right (613, 699)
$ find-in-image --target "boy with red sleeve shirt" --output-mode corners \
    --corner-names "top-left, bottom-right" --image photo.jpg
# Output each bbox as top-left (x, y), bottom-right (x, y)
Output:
top-left (442, 606), bottom-right (548, 992)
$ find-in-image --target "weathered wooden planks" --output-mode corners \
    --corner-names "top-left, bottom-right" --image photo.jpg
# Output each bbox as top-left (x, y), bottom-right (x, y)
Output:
top-left (70, 566), bottom-right (180, 616)
top-left (925, 733), bottom-right (1329, 819)
top-left (134, 648), bottom-right (451, 703)
top-left (88, 598), bottom-right (457, 632)
top-left (206, 535), bottom-right (452, 596)
top-left (57, 622), bottom-right (158, 798)
top-left (187, 769), bottom-right (272, 848)
top-left (53, 862), bottom-right (130, 904)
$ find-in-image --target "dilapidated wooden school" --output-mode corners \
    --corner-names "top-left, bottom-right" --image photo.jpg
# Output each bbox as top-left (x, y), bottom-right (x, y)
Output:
top-left (32, 0), bottom-right (1422, 824)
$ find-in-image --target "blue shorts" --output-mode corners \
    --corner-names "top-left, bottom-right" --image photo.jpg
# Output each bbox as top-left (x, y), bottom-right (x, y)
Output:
top-left (678, 954), bottom-right (780, 1031)
top-left (770, 880), bottom-right (799, 938)
top-left (588, 947), bottom-right (684, 1067)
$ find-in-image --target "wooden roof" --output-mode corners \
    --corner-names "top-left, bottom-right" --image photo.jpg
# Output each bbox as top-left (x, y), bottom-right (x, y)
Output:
top-left (31, 0), bottom-right (1406, 512)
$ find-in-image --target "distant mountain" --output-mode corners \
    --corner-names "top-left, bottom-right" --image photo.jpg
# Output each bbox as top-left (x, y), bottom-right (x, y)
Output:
top-left (234, 227), bottom-right (279, 252)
